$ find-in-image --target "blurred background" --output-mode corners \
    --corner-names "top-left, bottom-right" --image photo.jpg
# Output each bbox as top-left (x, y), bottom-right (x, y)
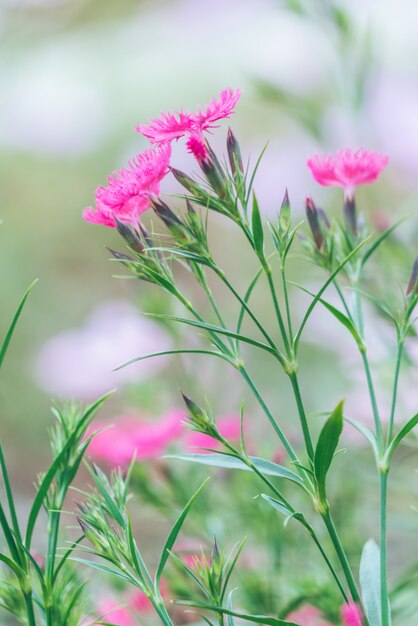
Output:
top-left (2, 0), bottom-right (418, 624)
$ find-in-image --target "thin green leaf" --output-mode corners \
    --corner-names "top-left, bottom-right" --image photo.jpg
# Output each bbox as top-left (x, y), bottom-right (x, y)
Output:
top-left (359, 539), bottom-right (381, 626)
top-left (25, 392), bottom-right (112, 548)
top-left (177, 601), bottom-right (298, 626)
top-left (86, 464), bottom-right (125, 528)
top-left (114, 349), bottom-right (236, 372)
top-left (70, 557), bottom-right (134, 583)
top-left (290, 282), bottom-right (364, 349)
top-left (251, 193), bottom-right (264, 259)
top-left (144, 313), bottom-right (281, 360)
top-left (166, 453), bottom-right (304, 487)
top-left (385, 412), bottom-right (418, 464)
top-left (293, 237), bottom-right (371, 352)
top-left (0, 444), bottom-right (22, 544)
top-left (155, 478), bottom-right (209, 587)
top-left (127, 516), bottom-right (153, 588)
top-left (361, 216), bottom-right (408, 267)
top-left (236, 267), bottom-right (264, 335)
top-left (344, 417), bottom-right (379, 461)
top-left (0, 279), bottom-right (38, 369)
top-left (314, 401), bottom-right (344, 502)
top-left (0, 553), bottom-right (21, 577)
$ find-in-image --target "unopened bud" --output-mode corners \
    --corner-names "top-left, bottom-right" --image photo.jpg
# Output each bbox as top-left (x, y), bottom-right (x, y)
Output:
top-left (407, 256), bottom-right (418, 296)
top-left (181, 393), bottom-right (207, 423)
top-left (170, 167), bottom-right (205, 197)
top-left (115, 218), bottom-right (144, 253)
top-left (227, 128), bottom-right (244, 178)
top-left (107, 248), bottom-right (134, 262)
top-left (211, 535), bottom-right (220, 564)
top-left (152, 199), bottom-right (183, 228)
top-left (305, 196), bottom-right (323, 250)
top-left (200, 143), bottom-right (228, 200)
top-left (344, 193), bottom-right (357, 237)
top-left (318, 208), bottom-right (331, 229)
top-left (279, 188), bottom-right (291, 231)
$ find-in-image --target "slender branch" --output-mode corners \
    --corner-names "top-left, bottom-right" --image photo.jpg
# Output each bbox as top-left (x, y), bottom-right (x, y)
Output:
top-left (321, 511), bottom-right (361, 603)
top-left (23, 591), bottom-right (37, 626)
top-left (380, 471), bottom-right (390, 626)
top-left (386, 338), bottom-right (404, 445)
top-left (360, 351), bottom-right (384, 453)
top-left (289, 374), bottom-right (315, 461)
top-left (281, 267), bottom-right (294, 340)
top-left (238, 366), bottom-right (300, 468)
top-left (264, 266), bottom-right (291, 356)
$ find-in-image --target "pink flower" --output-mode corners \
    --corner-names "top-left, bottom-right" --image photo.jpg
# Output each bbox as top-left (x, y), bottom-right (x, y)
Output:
top-left (185, 414), bottom-right (241, 452)
top-left (286, 605), bottom-right (332, 625)
top-left (96, 600), bottom-right (135, 626)
top-left (136, 88), bottom-right (240, 162)
top-left (129, 580), bottom-right (169, 613)
top-left (83, 145), bottom-right (171, 227)
top-left (341, 602), bottom-right (363, 626)
top-left (307, 149), bottom-right (388, 196)
top-left (87, 410), bottom-right (184, 467)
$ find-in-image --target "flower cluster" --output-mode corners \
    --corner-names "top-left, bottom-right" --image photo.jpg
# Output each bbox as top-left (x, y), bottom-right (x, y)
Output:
top-left (83, 88), bottom-right (240, 228)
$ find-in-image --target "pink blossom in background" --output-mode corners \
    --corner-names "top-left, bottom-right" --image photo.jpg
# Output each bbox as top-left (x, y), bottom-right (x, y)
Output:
top-left (341, 602), bottom-right (363, 626)
top-left (33, 301), bottom-right (172, 400)
top-left (129, 579), bottom-right (169, 613)
top-left (286, 605), bottom-right (332, 625)
top-left (83, 145), bottom-right (171, 227)
top-left (185, 414), bottom-right (241, 452)
top-left (307, 149), bottom-right (388, 196)
top-left (87, 410), bottom-right (184, 467)
top-left (95, 600), bottom-right (135, 626)
top-left (136, 88), bottom-right (240, 161)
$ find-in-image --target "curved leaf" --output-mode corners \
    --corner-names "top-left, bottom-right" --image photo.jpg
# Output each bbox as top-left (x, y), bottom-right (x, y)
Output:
top-left (314, 401), bottom-right (344, 502)
top-left (167, 453), bottom-right (304, 487)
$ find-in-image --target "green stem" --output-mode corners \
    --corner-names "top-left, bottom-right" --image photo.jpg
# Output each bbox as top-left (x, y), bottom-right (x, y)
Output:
top-left (309, 531), bottom-right (348, 602)
top-left (213, 267), bottom-right (279, 353)
top-left (23, 591), bottom-right (37, 626)
top-left (361, 351), bottom-right (384, 452)
top-left (380, 471), bottom-right (390, 626)
top-left (387, 339), bottom-right (404, 445)
top-left (281, 267), bottom-right (294, 340)
top-left (265, 267), bottom-right (291, 356)
top-left (199, 269), bottom-right (233, 349)
top-left (289, 374), bottom-right (315, 461)
top-left (239, 366), bottom-right (300, 466)
top-left (322, 511), bottom-right (361, 603)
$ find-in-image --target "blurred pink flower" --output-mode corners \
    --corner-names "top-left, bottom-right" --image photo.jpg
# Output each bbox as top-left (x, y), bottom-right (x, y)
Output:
top-left (33, 301), bottom-right (172, 400)
top-left (96, 600), bottom-right (135, 626)
top-left (136, 88), bottom-right (240, 161)
top-left (307, 149), bottom-right (388, 196)
top-left (286, 605), bottom-right (331, 625)
top-left (87, 410), bottom-right (184, 466)
top-left (341, 602), bottom-right (362, 626)
top-left (83, 145), bottom-right (171, 227)
top-left (185, 414), bottom-right (241, 452)
top-left (129, 579), bottom-right (169, 613)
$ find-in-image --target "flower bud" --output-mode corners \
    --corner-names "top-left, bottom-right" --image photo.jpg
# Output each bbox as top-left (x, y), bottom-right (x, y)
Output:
top-left (344, 192), bottom-right (357, 236)
top-left (279, 188), bottom-right (291, 231)
top-left (305, 196), bottom-right (323, 250)
top-left (115, 218), bottom-right (144, 253)
top-left (170, 167), bottom-right (207, 197)
top-left (152, 199), bottom-right (183, 228)
top-left (200, 141), bottom-right (228, 200)
top-left (407, 256), bottom-right (418, 297)
top-left (227, 128), bottom-right (244, 178)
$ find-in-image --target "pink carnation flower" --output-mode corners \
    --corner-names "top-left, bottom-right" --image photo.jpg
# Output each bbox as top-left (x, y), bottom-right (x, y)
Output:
top-left (96, 600), bottom-right (135, 626)
top-left (307, 148), bottom-right (388, 196)
top-left (341, 602), bottom-right (363, 626)
top-left (136, 88), bottom-right (240, 162)
top-left (185, 414), bottom-right (241, 452)
top-left (87, 410), bottom-right (184, 467)
top-left (83, 145), bottom-right (171, 227)
top-left (286, 605), bottom-right (332, 625)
